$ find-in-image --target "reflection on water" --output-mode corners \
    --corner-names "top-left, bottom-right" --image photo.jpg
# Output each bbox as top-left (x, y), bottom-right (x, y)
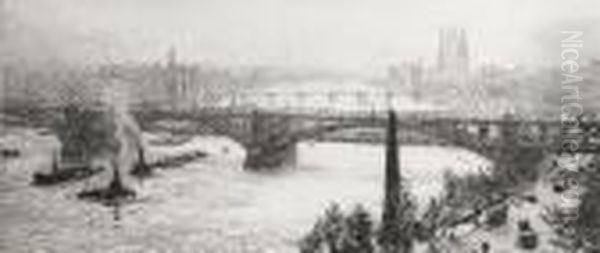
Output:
top-left (0, 130), bottom-right (491, 252)
top-left (297, 141), bottom-right (491, 208)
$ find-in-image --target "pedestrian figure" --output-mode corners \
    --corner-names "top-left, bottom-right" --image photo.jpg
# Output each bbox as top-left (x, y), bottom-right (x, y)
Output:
top-left (481, 242), bottom-right (490, 253)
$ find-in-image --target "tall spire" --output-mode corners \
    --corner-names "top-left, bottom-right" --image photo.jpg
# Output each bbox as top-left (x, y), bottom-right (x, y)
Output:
top-left (167, 46), bottom-right (177, 68)
top-left (0, 0), bottom-right (9, 42)
top-left (457, 28), bottom-right (469, 60)
top-left (379, 110), bottom-right (407, 252)
top-left (437, 28), bottom-right (446, 67)
top-left (437, 27), bottom-right (470, 70)
top-left (383, 110), bottom-right (401, 221)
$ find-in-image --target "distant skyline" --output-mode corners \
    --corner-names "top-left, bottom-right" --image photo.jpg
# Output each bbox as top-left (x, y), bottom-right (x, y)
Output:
top-left (1, 0), bottom-right (599, 72)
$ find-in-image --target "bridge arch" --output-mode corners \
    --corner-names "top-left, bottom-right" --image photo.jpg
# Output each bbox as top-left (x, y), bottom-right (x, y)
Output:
top-left (136, 109), bottom-right (554, 174)
top-left (228, 113), bottom-right (541, 171)
top-left (248, 119), bottom-right (502, 170)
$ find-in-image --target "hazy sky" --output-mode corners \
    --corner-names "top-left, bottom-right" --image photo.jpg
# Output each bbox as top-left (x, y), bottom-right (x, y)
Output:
top-left (3, 0), bottom-right (599, 70)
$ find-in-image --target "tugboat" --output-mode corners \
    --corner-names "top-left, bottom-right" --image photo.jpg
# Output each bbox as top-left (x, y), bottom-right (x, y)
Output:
top-left (77, 161), bottom-right (136, 206)
top-left (32, 152), bottom-right (103, 186)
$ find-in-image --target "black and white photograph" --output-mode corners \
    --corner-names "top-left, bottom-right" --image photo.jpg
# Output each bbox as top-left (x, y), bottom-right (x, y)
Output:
top-left (0, 0), bottom-right (599, 252)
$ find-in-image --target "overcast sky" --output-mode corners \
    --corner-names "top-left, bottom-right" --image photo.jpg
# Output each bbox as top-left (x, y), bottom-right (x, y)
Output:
top-left (2, 0), bottom-right (599, 70)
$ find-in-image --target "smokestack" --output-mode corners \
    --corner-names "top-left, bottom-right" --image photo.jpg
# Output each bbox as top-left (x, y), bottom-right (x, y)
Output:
top-left (109, 91), bottom-right (144, 187)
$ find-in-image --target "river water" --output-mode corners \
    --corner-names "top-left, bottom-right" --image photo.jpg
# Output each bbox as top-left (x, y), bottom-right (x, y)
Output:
top-left (0, 128), bottom-right (491, 253)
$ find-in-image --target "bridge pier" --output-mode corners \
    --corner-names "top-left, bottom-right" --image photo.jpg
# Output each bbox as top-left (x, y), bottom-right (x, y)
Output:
top-left (241, 111), bottom-right (297, 170)
top-left (244, 142), bottom-right (297, 170)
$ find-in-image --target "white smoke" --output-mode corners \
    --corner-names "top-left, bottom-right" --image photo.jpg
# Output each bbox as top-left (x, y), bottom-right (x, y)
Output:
top-left (86, 79), bottom-right (143, 189)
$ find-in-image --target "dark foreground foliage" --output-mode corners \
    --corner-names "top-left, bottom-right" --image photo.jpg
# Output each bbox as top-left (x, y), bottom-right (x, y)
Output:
top-left (299, 204), bottom-right (375, 253)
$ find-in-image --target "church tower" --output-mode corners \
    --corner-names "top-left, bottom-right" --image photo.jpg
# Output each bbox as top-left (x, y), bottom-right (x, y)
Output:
top-left (437, 27), bottom-right (470, 73)
top-left (165, 46), bottom-right (194, 111)
top-left (435, 27), bottom-right (475, 104)
top-left (0, 0), bottom-right (7, 40)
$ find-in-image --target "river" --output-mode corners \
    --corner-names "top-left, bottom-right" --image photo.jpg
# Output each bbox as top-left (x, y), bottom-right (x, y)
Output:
top-left (0, 128), bottom-right (491, 252)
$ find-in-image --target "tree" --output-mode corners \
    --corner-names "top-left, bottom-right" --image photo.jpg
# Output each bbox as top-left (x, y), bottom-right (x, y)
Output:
top-left (300, 203), bottom-right (376, 253)
top-left (300, 219), bottom-right (326, 253)
top-left (321, 204), bottom-right (346, 253)
top-left (342, 205), bottom-right (375, 253)
top-left (416, 199), bottom-right (445, 242)
top-left (300, 203), bottom-right (346, 253)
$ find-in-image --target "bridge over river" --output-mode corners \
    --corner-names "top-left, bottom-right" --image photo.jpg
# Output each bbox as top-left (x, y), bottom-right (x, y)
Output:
top-left (4, 88), bottom-right (598, 172)
top-left (134, 106), bottom-right (572, 172)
